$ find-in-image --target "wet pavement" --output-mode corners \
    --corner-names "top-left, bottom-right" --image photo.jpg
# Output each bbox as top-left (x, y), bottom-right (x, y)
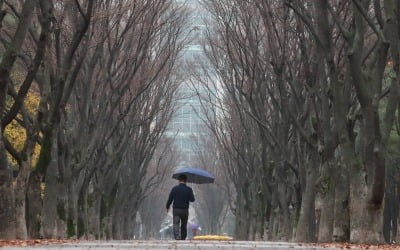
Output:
top-left (1, 240), bottom-right (339, 249)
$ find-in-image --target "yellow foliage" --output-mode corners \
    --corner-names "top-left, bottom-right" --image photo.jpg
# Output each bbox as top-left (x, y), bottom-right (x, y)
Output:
top-left (32, 143), bottom-right (41, 167)
top-left (4, 90), bottom-right (41, 166)
top-left (24, 91), bottom-right (40, 115)
top-left (4, 120), bottom-right (26, 165)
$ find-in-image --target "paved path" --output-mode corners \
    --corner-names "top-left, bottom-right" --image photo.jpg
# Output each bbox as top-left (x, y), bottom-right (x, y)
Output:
top-left (1, 240), bottom-right (339, 250)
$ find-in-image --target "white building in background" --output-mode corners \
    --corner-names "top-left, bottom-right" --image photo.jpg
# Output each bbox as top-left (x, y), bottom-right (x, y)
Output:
top-left (167, 0), bottom-right (214, 165)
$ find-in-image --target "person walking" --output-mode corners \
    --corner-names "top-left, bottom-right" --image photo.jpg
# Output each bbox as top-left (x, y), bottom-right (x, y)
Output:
top-left (166, 174), bottom-right (195, 240)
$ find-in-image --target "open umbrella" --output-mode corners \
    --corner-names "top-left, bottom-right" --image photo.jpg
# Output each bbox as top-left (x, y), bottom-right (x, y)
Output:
top-left (188, 223), bottom-right (199, 230)
top-left (172, 167), bottom-right (214, 184)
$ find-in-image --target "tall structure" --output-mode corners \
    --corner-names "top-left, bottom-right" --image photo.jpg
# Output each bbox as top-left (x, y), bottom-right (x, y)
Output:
top-left (167, 0), bottom-right (212, 165)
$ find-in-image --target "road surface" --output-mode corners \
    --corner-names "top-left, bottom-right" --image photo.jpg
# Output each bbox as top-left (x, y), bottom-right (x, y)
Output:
top-left (1, 240), bottom-right (339, 249)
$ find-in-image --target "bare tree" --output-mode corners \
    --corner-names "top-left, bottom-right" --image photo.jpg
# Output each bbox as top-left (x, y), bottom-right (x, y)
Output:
top-left (180, 134), bottom-right (228, 235)
top-left (39, 0), bottom-right (187, 239)
top-left (202, 0), bottom-right (400, 244)
top-left (0, 0), bottom-right (53, 239)
top-left (286, 0), bottom-right (400, 243)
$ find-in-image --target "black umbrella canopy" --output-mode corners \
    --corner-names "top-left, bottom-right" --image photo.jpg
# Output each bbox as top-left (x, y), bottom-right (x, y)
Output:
top-left (172, 167), bottom-right (214, 184)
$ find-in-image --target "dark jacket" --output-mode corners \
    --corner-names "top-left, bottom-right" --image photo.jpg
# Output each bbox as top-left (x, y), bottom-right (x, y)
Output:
top-left (166, 183), bottom-right (195, 210)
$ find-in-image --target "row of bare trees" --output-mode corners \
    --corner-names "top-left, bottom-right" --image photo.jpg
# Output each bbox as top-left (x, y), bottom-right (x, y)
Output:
top-left (0, 0), bottom-right (186, 240)
top-left (198, 0), bottom-right (400, 244)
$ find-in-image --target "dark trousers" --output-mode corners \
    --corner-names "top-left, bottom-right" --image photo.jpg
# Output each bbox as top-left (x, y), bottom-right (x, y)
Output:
top-left (173, 208), bottom-right (189, 240)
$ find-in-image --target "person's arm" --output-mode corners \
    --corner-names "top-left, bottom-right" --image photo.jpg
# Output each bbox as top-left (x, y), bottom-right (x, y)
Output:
top-left (166, 187), bottom-right (175, 211)
top-left (189, 188), bottom-right (195, 202)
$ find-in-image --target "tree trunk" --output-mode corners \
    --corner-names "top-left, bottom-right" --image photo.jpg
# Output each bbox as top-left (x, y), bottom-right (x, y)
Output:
top-left (394, 182), bottom-right (400, 242)
top-left (103, 215), bottom-right (112, 240)
top-left (348, 109), bottom-right (385, 243)
top-left (112, 206), bottom-right (123, 240)
top-left (383, 163), bottom-right (398, 243)
top-left (272, 212), bottom-right (279, 240)
top-left (42, 171), bottom-right (58, 238)
top-left (0, 0), bottom-right (36, 240)
top-left (235, 187), bottom-right (250, 240)
top-left (249, 182), bottom-right (259, 240)
top-left (383, 185), bottom-right (393, 243)
top-left (350, 170), bottom-right (384, 243)
top-left (43, 183), bottom-right (68, 239)
top-left (100, 195), bottom-right (113, 240)
top-left (254, 191), bottom-right (265, 240)
top-left (124, 211), bottom-right (135, 239)
top-left (318, 162), bottom-right (335, 242)
top-left (295, 160), bottom-right (317, 242)
top-left (266, 202), bottom-right (275, 240)
top-left (27, 175), bottom-right (43, 238)
top-left (53, 194), bottom-right (68, 239)
top-left (333, 168), bottom-right (350, 242)
top-left (87, 192), bottom-right (101, 239)
top-left (66, 182), bottom-right (77, 238)
top-left (54, 151), bottom-right (68, 239)
top-left (277, 181), bottom-right (291, 241)
top-left (77, 184), bottom-right (88, 239)
top-left (0, 147), bottom-right (15, 239)
top-left (42, 140), bottom-right (61, 238)
top-left (14, 161), bottom-right (32, 239)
